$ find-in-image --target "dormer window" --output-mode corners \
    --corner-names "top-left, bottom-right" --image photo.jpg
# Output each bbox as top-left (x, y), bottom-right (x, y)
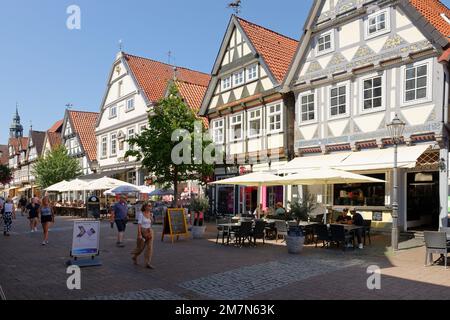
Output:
top-left (316, 30), bottom-right (334, 56)
top-left (365, 9), bottom-right (390, 39)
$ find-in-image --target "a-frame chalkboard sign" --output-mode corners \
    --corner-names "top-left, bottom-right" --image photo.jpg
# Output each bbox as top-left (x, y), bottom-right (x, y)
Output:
top-left (161, 208), bottom-right (189, 243)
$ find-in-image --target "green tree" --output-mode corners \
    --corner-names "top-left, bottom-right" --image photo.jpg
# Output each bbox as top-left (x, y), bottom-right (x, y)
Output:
top-left (0, 164), bottom-right (12, 185)
top-left (33, 145), bottom-right (82, 189)
top-left (126, 83), bottom-right (214, 206)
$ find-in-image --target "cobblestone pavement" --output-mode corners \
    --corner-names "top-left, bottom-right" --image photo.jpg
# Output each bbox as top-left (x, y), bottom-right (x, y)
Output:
top-left (1, 214), bottom-right (450, 300)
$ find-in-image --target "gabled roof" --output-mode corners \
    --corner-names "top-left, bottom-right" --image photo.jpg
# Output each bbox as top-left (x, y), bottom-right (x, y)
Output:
top-left (46, 132), bottom-right (62, 150)
top-left (48, 119), bottom-right (63, 133)
top-left (29, 131), bottom-right (46, 157)
top-left (236, 17), bottom-right (299, 83)
top-left (67, 110), bottom-right (99, 163)
top-left (124, 53), bottom-right (211, 104)
top-left (0, 145), bottom-right (8, 165)
top-left (410, 0), bottom-right (450, 39)
top-left (18, 137), bottom-right (28, 152)
top-left (175, 79), bottom-right (210, 128)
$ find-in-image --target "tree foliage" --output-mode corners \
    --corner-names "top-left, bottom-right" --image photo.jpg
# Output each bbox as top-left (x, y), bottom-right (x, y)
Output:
top-left (0, 164), bottom-right (12, 185)
top-left (126, 83), bottom-right (214, 205)
top-left (33, 145), bottom-right (82, 189)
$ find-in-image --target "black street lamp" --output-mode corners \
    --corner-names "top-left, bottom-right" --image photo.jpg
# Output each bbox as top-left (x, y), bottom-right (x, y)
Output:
top-left (386, 114), bottom-right (406, 251)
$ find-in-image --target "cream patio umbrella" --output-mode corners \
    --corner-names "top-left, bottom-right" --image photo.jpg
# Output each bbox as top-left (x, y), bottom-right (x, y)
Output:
top-left (45, 180), bottom-right (69, 192)
top-left (83, 177), bottom-right (136, 191)
top-left (210, 172), bottom-right (284, 217)
top-left (58, 179), bottom-right (91, 203)
top-left (277, 168), bottom-right (386, 222)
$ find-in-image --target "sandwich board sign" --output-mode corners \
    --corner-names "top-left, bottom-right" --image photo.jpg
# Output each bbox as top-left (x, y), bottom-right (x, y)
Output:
top-left (161, 208), bottom-right (189, 243)
top-left (68, 220), bottom-right (101, 267)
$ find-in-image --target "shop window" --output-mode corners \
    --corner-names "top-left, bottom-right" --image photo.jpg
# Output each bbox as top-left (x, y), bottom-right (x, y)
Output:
top-left (333, 173), bottom-right (385, 206)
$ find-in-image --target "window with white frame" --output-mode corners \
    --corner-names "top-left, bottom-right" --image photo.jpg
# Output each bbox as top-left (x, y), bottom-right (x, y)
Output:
top-left (212, 119), bottom-right (224, 144)
top-left (365, 9), bottom-right (390, 39)
top-left (110, 133), bottom-right (117, 156)
top-left (222, 76), bottom-right (232, 91)
top-left (248, 109), bottom-right (262, 138)
top-left (110, 105), bottom-right (117, 118)
top-left (330, 85), bottom-right (348, 117)
top-left (267, 103), bottom-right (283, 133)
top-left (127, 128), bottom-right (135, 151)
top-left (139, 124), bottom-right (147, 133)
top-left (233, 70), bottom-right (245, 87)
top-left (404, 63), bottom-right (429, 103)
top-left (316, 30), bottom-right (334, 55)
top-left (300, 93), bottom-right (316, 122)
top-left (101, 136), bottom-right (107, 158)
top-left (362, 75), bottom-right (383, 111)
top-left (246, 64), bottom-right (258, 82)
top-left (126, 98), bottom-right (135, 112)
top-left (229, 114), bottom-right (243, 141)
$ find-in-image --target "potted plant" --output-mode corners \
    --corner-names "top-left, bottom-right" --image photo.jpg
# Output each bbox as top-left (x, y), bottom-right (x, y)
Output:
top-left (189, 196), bottom-right (209, 239)
top-left (285, 192), bottom-right (317, 254)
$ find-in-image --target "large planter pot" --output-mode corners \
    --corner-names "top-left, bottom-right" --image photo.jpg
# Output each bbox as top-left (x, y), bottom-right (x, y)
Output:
top-left (286, 235), bottom-right (305, 254)
top-left (191, 225), bottom-right (207, 239)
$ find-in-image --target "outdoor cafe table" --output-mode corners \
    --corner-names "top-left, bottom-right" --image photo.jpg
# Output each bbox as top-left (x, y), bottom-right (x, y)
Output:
top-left (330, 224), bottom-right (366, 247)
top-left (217, 223), bottom-right (242, 245)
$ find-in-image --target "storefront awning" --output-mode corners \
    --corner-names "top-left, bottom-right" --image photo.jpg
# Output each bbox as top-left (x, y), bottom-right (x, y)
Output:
top-left (279, 144), bottom-right (434, 173)
top-left (278, 152), bottom-right (352, 174)
top-left (336, 144), bottom-right (434, 171)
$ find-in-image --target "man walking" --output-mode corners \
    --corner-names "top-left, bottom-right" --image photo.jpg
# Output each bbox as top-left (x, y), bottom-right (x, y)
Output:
top-left (110, 195), bottom-right (129, 247)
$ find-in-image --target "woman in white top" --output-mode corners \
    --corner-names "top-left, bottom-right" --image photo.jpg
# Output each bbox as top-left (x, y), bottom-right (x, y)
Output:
top-left (3, 198), bottom-right (16, 236)
top-left (131, 202), bottom-right (155, 269)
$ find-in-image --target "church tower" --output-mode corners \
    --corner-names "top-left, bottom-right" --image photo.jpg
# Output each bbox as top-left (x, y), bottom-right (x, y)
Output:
top-left (10, 105), bottom-right (23, 138)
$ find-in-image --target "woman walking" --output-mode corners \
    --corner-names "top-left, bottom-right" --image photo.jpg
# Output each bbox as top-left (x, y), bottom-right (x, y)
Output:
top-left (132, 203), bottom-right (155, 269)
top-left (26, 197), bottom-right (40, 232)
top-left (3, 198), bottom-right (16, 236)
top-left (40, 196), bottom-right (54, 245)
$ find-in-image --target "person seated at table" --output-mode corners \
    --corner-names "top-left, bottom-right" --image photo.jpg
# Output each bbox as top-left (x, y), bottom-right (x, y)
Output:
top-left (336, 208), bottom-right (351, 224)
top-left (275, 202), bottom-right (286, 217)
top-left (350, 209), bottom-right (364, 249)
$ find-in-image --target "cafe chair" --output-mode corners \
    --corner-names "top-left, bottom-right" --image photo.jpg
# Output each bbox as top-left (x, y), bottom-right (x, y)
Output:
top-left (314, 224), bottom-right (331, 248)
top-left (251, 220), bottom-right (266, 246)
top-left (363, 220), bottom-right (372, 245)
top-left (234, 221), bottom-right (253, 247)
top-left (424, 231), bottom-right (449, 269)
top-left (274, 220), bottom-right (288, 243)
top-left (216, 217), bottom-right (231, 245)
top-left (330, 225), bottom-right (354, 251)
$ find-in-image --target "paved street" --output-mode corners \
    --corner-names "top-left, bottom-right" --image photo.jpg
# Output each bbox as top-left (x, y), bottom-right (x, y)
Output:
top-left (1, 214), bottom-right (450, 300)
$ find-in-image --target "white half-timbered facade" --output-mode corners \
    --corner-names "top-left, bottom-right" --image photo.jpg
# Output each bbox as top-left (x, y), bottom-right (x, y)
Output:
top-left (283, 0), bottom-right (450, 231)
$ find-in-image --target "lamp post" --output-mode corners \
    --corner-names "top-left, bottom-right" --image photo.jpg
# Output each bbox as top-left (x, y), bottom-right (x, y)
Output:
top-left (386, 114), bottom-right (406, 251)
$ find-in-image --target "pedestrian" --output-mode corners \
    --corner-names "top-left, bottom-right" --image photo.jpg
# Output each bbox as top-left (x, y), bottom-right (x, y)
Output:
top-left (132, 202), bottom-right (155, 269)
top-left (3, 198), bottom-right (16, 236)
top-left (19, 196), bottom-right (27, 216)
top-left (110, 195), bottom-right (129, 247)
top-left (26, 197), bottom-right (40, 232)
top-left (40, 196), bottom-right (55, 245)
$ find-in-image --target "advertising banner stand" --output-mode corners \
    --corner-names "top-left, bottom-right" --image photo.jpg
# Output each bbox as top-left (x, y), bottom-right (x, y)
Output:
top-left (66, 219), bottom-right (102, 268)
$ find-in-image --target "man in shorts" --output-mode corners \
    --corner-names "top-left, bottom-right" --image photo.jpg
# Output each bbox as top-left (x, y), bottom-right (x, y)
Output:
top-left (110, 195), bottom-right (129, 247)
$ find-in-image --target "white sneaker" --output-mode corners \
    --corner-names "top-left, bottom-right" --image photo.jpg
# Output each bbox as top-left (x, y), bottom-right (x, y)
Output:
top-left (41, 241), bottom-right (46, 246)
top-left (31, 229), bottom-right (34, 233)
top-left (358, 243), bottom-right (364, 249)
top-left (34, 228), bottom-right (38, 232)
top-left (45, 240), bottom-right (49, 244)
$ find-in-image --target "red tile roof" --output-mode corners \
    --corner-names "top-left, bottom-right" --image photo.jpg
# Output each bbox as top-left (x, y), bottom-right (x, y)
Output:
top-left (68, 110), bottom-right (99, 162)
top-left (19, 138), bottom-right (28, 152)
top-left (176, 80), bottom-right (210, 128)
top-left (47, 132), bottom-right (62, 150)
top-left (48, 119), bottom-right (63, 133)
top-left (0, 145), bottom-right (8, 165)
top-left (237, 17), bottom-right (299, 83)
top-left (124, 53), bottom-right (211, 104)
top-left (410, 0), bottom-right (450, 39)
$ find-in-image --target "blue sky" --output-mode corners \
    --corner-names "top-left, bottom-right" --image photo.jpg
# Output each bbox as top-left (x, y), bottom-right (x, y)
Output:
top-left (0, 0), bottom-right (449, 144)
